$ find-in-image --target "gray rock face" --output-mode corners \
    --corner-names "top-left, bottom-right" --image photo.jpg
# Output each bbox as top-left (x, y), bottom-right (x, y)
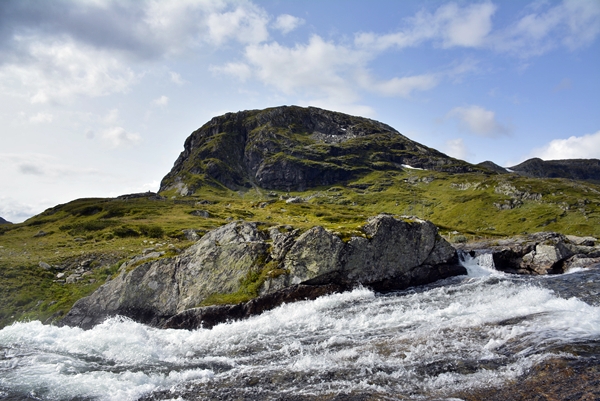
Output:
top-left (61, 215), bottom-right (462, 330)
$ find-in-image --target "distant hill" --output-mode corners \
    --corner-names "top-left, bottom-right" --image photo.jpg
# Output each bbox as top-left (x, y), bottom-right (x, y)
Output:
top-left (508, 158), bottom-right (600, 183)
top-left (0, 217), bottom-right (12, 224)
top-left (159, 106), bottom-right (478, 195)
top-left (477, 161), bottom-right (509, 174)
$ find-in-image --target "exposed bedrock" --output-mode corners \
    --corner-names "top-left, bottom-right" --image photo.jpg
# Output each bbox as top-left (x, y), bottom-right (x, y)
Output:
top-left (457, 232), bottom-right (600, 274)
top-left (60, 214), bottom-right (464, 330)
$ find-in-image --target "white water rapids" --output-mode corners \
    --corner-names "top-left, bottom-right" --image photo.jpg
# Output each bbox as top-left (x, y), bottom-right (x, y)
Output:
top-left (1, 255), bottom-right (599, 400)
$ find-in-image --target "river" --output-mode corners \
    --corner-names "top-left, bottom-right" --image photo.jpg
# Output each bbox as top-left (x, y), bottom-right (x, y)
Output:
top-left (1, 255), bottom-right (599, 400)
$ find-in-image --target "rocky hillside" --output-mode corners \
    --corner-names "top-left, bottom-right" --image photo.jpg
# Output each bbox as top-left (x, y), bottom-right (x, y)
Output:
top-left (508, 158), bottom-right (600, 183)
top-left (159, 106), bottom-right (477, 194)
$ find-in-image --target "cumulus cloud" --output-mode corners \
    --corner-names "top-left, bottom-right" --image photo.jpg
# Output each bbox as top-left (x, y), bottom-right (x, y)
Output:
top-left (0, 37), bottom-right (137, 103)
top-left (444, 138), bottom-right (472, 161)
top-left (0, 1), bottom-right (271, 104)
top-left (243, 35), bottom-right (366, 100)
top-left (448, 105), bottom-right (511, 137)
top-left (493, 0), bottom-right (600, 56)
top-left (206, 3), bottom-right (269, 45)
top-left (529, 131), bottom-right (600, 160)
top-left (101, 127), bottom-right (141, 148)
top-left (355, 1), bottom-right (497, 51)
top-left (273, 14), bottom-right (304, 34)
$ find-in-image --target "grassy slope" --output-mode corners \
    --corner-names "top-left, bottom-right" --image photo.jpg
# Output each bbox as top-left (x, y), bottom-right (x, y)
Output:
top-left (1, 169), bottom-right (599, 328)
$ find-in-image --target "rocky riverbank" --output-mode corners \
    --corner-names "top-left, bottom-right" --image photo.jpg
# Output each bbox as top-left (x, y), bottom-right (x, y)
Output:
top-left (59, 214), bottom-right (464, 329)
top-left (58, 214), bottom-right (600, 331)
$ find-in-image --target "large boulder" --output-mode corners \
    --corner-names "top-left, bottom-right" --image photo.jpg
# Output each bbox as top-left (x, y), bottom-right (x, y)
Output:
top-left (60, 215), bottom-right (463, 330)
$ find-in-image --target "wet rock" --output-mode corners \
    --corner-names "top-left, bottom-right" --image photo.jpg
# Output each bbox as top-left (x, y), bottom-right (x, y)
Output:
top-left (457, 231), bottom-right (600, 274)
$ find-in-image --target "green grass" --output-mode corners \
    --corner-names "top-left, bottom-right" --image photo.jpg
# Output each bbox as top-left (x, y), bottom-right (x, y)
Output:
top-left (1, 169), bottom-right (599, 327)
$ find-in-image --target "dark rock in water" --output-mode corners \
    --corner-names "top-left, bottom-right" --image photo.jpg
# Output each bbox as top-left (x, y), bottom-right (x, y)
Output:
top-left (159, 105), bottom-right (477, 195)
top-left (508, 157), bottom-right (600, 183)
top-left (457, 232), bottom-right (600, 274)
top-left (60, 214), bottom-right (464, 330)
top-left (163, 284), bottom-right (345, 330)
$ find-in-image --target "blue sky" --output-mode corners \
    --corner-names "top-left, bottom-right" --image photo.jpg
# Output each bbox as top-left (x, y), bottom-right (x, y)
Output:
top-left (1, 0), bottom-right (599, 222)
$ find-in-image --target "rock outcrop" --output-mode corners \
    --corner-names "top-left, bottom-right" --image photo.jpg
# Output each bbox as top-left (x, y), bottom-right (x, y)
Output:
top-left (159, 106), bottom-right (477, 194)
top-left (457, 232), bottom-right (600, 274)
top-left (60, 214), bottom-right (464, 330)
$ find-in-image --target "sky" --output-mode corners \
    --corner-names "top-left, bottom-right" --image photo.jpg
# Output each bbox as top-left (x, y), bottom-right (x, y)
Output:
top-left (1, 0), bottom-right (599, 223)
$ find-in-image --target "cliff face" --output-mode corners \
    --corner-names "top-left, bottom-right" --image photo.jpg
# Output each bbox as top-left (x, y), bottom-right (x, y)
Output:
top-left (159, 106), bottom-right (476, 194)
top-left (509, 158), bottom-right (600, 183)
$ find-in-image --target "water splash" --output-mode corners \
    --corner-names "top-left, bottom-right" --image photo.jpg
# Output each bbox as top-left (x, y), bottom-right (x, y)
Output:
top-left (1, 271), bottom-right (599, 400)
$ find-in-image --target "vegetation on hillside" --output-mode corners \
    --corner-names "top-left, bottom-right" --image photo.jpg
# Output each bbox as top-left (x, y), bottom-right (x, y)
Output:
top-left (2, 167), bottom-right (599, 328)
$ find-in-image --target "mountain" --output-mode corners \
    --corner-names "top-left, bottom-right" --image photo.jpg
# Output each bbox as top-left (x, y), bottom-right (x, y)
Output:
top-left (159, 106), bottom-right (477, 195)
top-left (477, 161), bottom-right (509, 174)
top-left (0, 217), bottom-right (12, 224)
top-left (508, 158), bottom-right (600, 183)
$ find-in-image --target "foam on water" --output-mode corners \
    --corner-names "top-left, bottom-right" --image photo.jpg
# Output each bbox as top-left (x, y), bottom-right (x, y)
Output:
top-left (1, 271), bottom-right (599, 400)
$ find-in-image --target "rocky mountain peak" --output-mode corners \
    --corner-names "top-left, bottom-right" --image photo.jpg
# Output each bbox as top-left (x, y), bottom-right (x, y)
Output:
top-left (159, 105), bottom-right (474, 195)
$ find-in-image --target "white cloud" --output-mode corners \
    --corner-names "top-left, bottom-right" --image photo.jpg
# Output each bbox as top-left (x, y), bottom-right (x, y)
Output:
top-left (529, 131), bottom-right (600, 160)
top-left (206, 4), bottom-right (269, 45)
top-left (153, 95), bottom-right (169, 106)
top-left (103, 109), bottom-right (120, 125)
top-left (0, 37), bottom-right (137, 104)
top-left (29, 112), bottom-right (53, 123)
top-left (0, 196), bottom-right (47, 224)
top-left (493, 0), bottom-right (600, 56)
top-left (243, 35), bottom-right (367, 101)
top-left (448, 105), bottom-right (511, 137)
top-left (444, 138), bottom-right (472, 160)
top-left (211, 62), bottom-right (252, 81)
top-left (170, 71), bottom-right (185, 85)
top-left (273, 14), bottom-right (304, 34)
top-left (0, 153), bottom-right (101, 179)
top-left (355, 1), bottom-right (496, 51)
top-left (101, 127), bottom-right (141, 148)
top-left (358, 71), bottom-right (439, 97)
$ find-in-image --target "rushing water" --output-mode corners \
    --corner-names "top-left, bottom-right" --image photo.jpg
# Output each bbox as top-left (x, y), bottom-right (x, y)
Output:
top-left (1, 256), bottom-right (599, 401)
